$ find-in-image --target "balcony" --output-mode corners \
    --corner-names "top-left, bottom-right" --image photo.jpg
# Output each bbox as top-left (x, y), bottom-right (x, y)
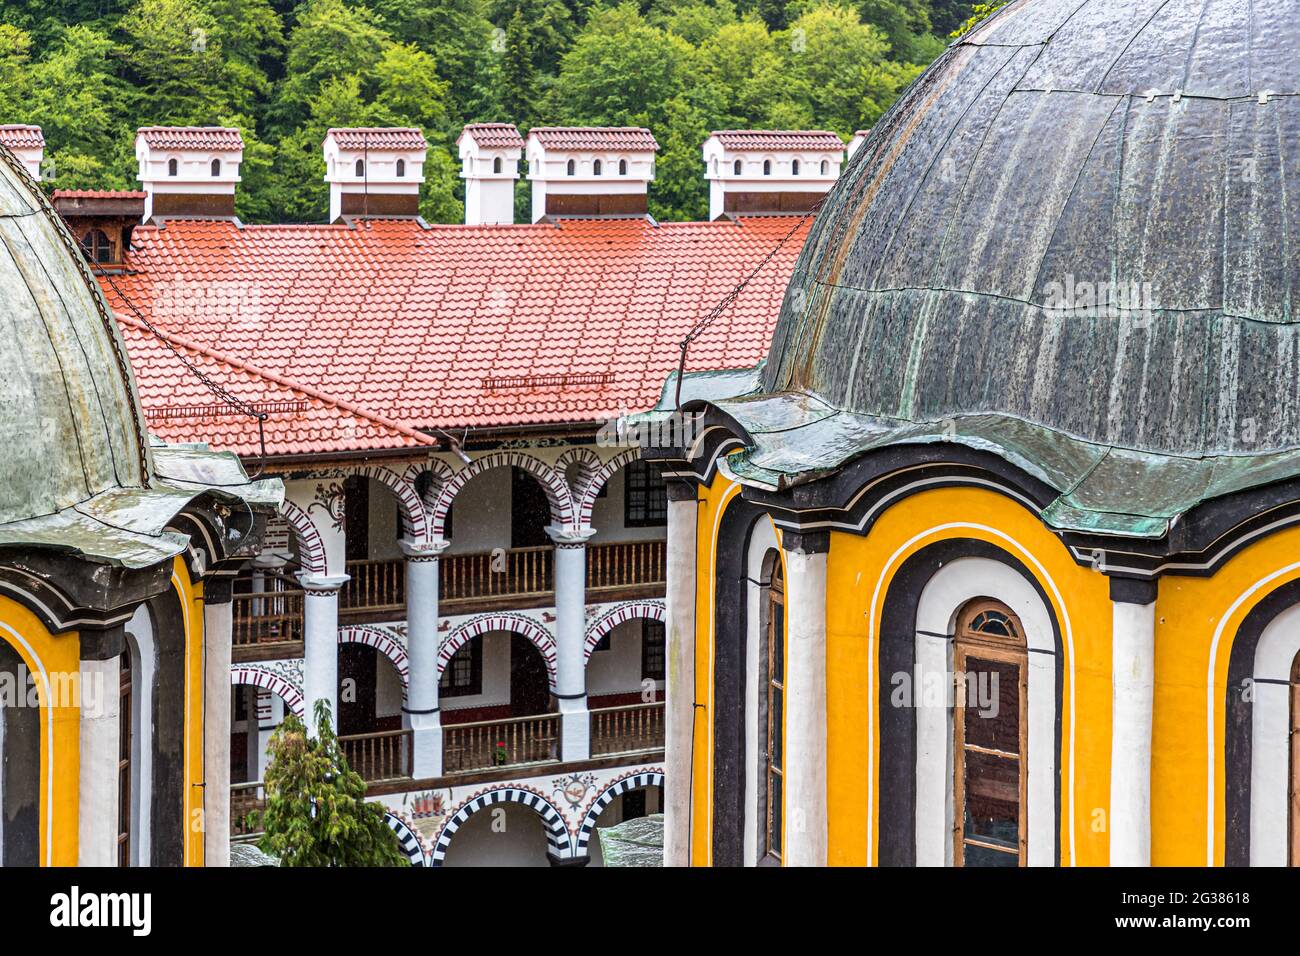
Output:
top-left (233, 540), bottom-right (666, 660)
top-left (590, 701), bottom-right (666, 757)
top-left (339, 728), bottom-right (413, 782)
top-left (442, 712), bottom-right (561, 775)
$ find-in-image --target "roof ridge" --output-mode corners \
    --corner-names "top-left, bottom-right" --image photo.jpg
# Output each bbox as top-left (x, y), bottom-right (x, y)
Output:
top-left (114, 312), bottom-right (436, 445)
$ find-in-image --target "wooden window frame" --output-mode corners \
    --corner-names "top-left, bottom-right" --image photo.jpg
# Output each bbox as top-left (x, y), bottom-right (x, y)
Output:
top-left (439, 639), bottom-right (483, 698)
top-left (953, 599), bottom-right (1028, 867)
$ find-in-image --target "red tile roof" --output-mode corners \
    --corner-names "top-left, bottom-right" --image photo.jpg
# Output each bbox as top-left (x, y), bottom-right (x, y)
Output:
top-left (137, 126), bottom-right (244, 151)
top-left (53, 189), bottom-right (147, 200)
top-left (529, 127), bottom-right (659, 151)
top-left (0, 124), bottom-right (45, 149)
top-left (327, 128), bottom-right (428, 151)
top-left (712, 130), bottom-right (844, 151)
top-left (115, 313), bottom-right (435, 456)
top-left (458, 123), bottom-right (525, 149)
top-left (101, 217), bottom-right (806, 442)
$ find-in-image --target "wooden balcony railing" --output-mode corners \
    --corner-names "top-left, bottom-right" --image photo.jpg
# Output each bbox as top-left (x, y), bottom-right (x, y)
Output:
top-left (443, 712), bottom-right (561, 774)
top-left (236, 540), bottom-right (668, 636)
top-left (230, 781), bottom-right (267, 837)
top-left (232, 587), bottom-right (303, 648)
top-left (590, 702), bottom-right (665, 757)
top-left (339, 728), bottom-right (413, 782)
top-left (587, 540), bottom-right (665, 591)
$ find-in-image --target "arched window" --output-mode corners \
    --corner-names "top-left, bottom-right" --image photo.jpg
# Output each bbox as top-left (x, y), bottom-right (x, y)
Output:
top-left (211, 158), bottom-right (221, 176)
top-left (619, 159), bottom-right (627, 175)
top-left (733, 159), bottom-right (742, 175)
top-left (820, 159), bottom-right (828, 175)
top-left (355, 158), bottom-right (365, 177)
top-left (566, 158), bottom-right (576, 176)
top-left (493, 156), bottom-right (502, 174)
top-left (80, 229), bottom-right (113, 264)
top-left (760, 555), bottom-right (785, 862)
top-left (953, 599), bottom-right (1027, 867)
top-left (763, 159), bottom-right (771, 175)
top-left (167, 158), bottom-right (178, 177)
top-left (396, 158), bottom-right (406, 177)
top-left (593, 159), bottom-right (603, 175)
top-left (792, 159), bottom-right (800, 175)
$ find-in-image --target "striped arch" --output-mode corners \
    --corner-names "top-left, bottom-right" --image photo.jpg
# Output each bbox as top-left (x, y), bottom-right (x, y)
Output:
top-left (278, 499), bottom-right (327, 575)
top-left (440, 613), bottom-right (557, 692)
top-left (429, 452), bottom-right (575, 540)
top-left (230, 666), bottom-right (305, 718)
top-left (585, 600), bottom-right (666, 661)
top-left (354, 464), bottom-right (429, 543)
top-left (575, 770), bottom-right (665, 853)
top-left (430, 786), bottom-right (573, 865)
top-left (556, 447), bottom-right (602, 501)
top-left (338, 625), bottom-right (409, 687)
top-left (576, 448), bottom-right (641, 526)
top-left (404, 459), bottom-right (457, 510)
top-left (384, 813), bottom-right (427, 866)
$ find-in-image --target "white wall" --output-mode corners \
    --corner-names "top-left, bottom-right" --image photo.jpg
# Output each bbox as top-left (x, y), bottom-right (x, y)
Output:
top-left (585, 619), bottom-right (662, 697)
top-left (441, 802), bottom-right (550, 866)
top-left (440, 631), bottom-right (512, 715)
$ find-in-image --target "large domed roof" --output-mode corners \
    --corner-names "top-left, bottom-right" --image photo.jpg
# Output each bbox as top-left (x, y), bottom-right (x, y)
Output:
top-left (0, 146), bottom-right (148, 524)
top-left (765, 0), bottom-right (1299, 457)
top-left (699, 0), bottom-right (1300, 536)
top-left (0, 145), bottom-right (280, 569)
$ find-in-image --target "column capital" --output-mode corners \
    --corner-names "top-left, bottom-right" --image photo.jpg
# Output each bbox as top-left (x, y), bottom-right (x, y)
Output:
top-left (547, 524), bottom-right (596, 547)
top-left (781, 528), bottom-right (831, 556)
top-left (252, 554), bottom-right (287, 570)
top-left (295, 572), bottom-right (350, 593)
top-left (400, 537), bottom-right (451, 560)
top-left (1109, 575), bottom-right (1157, 605)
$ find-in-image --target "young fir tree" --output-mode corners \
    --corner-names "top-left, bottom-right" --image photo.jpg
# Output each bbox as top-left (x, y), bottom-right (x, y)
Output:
top-left (256, 700), bottom-right (409, 867)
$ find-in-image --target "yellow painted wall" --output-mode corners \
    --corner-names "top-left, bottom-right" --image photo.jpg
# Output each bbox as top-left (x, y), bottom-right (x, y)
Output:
top-left (172, 558), bottom-right (207, 868)
top-left (1151, 524), bottom-right (1300, 866)
top-left (0, 595), bottom-right (81, 866)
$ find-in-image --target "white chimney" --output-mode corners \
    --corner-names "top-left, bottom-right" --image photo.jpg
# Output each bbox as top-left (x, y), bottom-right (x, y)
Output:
top-left (323, 127), bottom-right (428, 223)
top-left (457, 123), bottom-right (523, 226)
top-left (848, 128), bottom-right (873, 159)
top-left (702, 130), bottom-right (844, 221)
top-left (135, 126), bottom-right (243, 223)
top-left (0, 125), bottom-right (45, 180)
top-left (526, 127), bottom-right (658, 222)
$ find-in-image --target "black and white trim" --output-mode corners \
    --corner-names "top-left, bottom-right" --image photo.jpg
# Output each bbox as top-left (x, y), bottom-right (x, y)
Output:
top-left (574, 770), bottom-right (665, 854)
top-left (383, 812), bottom-right (427, 866)
top-left (429, 786), bottom-right (573, 865)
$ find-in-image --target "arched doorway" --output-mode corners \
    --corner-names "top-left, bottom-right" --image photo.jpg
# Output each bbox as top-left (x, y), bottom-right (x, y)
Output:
top-left (580, 775), bottom-right (665, 867)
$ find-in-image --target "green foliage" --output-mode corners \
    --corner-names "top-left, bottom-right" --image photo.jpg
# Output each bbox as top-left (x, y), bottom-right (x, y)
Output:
top-left (256, 700), bottom-right (410, 867)
top-left (0, 0), bottom-right (970, 221)
top-left (949, 1), bottom-right (1004, 38)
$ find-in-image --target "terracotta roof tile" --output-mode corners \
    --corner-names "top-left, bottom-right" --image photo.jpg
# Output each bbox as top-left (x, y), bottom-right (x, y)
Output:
top-left (712, 130), bottom-right (845, 150)
top-left (53, 189), bottom-right (147, 200)
top-left (529, 127), bottom-right (659, 151)
top-left (137, 126), bottom-right (244, 150)
top-left (103, 216), bottom-right (805, 439)
top-left (0, 124), bottom-right (44, 149)
top-left (115, 313), bottom-right (434, 457)
top-left (459, 123), bottom-right (525, 149)
top-left (327, 127), bottom-right (428, 150)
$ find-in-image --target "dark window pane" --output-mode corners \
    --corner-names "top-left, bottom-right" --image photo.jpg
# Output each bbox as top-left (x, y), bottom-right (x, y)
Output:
top-left (962, 749), bottom-right (1020, 848)
top-left (771, 605), bottom-right (785, 684)
top-left (962, 842), bottom-right (1019, 867)
top-left (770, 689), bottom-right (783, 769)
top-left (768, 773), bottom-right (782, 856)
top-left (961, 657), bottom-right (1020, 753)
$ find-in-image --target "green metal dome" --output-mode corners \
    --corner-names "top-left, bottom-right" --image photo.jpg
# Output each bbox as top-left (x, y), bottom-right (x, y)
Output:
top-left (0, 145), bottom-right (280, 570)
top-left (686, 0), bottom-right (1300, 537)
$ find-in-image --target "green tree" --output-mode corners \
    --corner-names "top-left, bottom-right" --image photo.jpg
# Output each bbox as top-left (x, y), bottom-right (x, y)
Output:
top-left (950, 1), bottom-right (1005, 38)
top-left (499, 9), bottom-right (536, 123)
top-left (116, 0), bottom-right (241, 120)
top-left (256, 700), bottom-right (409, 867)
top-left (273, 0), bottom-right (390, 130)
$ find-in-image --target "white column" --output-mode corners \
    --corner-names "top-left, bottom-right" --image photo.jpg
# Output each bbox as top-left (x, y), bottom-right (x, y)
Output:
top-left (202, 590), bottom-right (233, 867)
top-left (78, 651), bottom-right (120, 866)
top-left (257, 694), bottom-right (283, 781)
top-left (913, 630), bottom-right (952, 867)
top-left (1109, 590), bottom-right (1156, 866)
top-left (663, 482), bottom-right (697, 867)
top-left (402, 539), bottom-right (448, 778)
top-left (298, 573), bottom-right (348, 735)
top-left (549, 525), bottom-right (595, 761)
top-left (783, 533), bottom-right (828, 867)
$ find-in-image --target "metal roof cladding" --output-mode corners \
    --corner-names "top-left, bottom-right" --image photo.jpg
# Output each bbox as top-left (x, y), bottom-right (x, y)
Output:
top-left (678, 0), bottom-right (1300, 538)
top-left (0, 144), bottom-right (279, 566)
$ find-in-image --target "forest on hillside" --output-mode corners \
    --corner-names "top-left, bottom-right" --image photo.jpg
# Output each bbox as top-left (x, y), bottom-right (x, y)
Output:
top-left (0, 0), bottom-right (997, 223)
